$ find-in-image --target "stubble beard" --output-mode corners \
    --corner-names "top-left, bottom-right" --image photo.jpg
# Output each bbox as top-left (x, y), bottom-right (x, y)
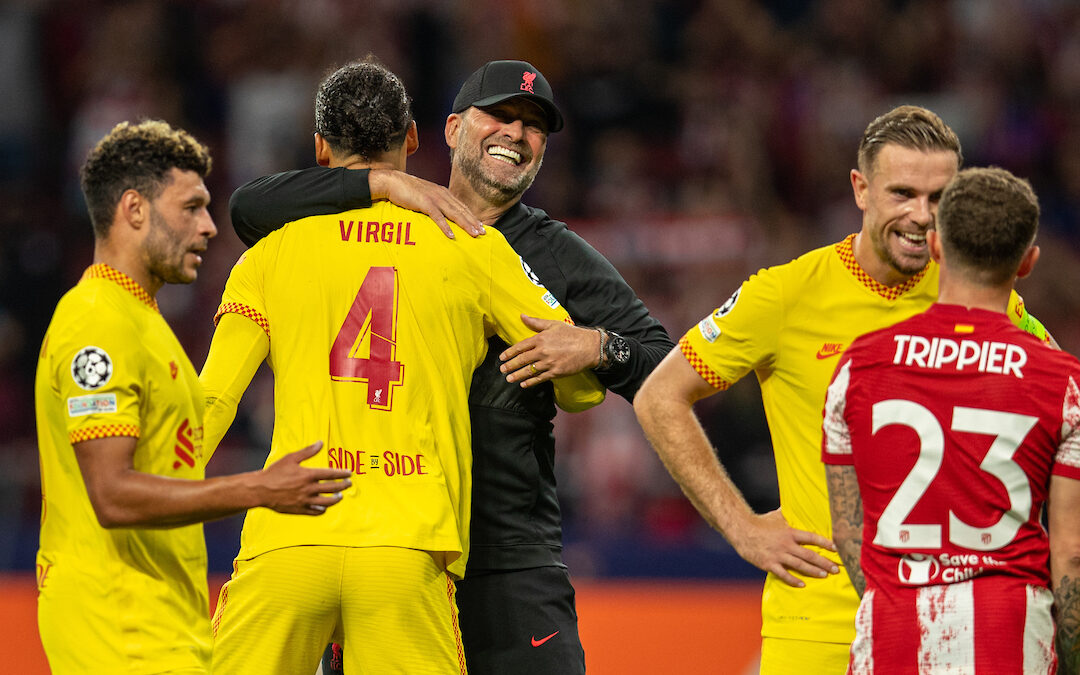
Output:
top-left (145, 206), bottom-right (195, 285)
top-left (454, 144), bottom-right (543, 209)
top-left (874, 228), bottom-right (929, 279)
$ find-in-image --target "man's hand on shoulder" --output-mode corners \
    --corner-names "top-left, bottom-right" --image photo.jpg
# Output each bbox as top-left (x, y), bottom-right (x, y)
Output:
top-left (500, 315), bottom-right (603, 388)
top-left (369, 169), bottom-right (484, 239)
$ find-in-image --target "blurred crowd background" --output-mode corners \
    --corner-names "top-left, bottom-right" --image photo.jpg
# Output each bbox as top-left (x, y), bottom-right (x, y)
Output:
top-left (3, 0), bottom-right (1080, 579)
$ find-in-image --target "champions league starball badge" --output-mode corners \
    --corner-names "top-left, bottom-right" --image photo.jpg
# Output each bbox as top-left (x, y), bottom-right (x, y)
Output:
top-left (71, 346), bottom-right (113, 390)
top-left (715, 286), bottom-right (741, 319)
top-left (520, 257), bottom-right (544, 286)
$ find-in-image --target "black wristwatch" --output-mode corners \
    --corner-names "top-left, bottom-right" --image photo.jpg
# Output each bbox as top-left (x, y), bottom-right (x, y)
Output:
top-left (597, 329), bottom-right (630, 371)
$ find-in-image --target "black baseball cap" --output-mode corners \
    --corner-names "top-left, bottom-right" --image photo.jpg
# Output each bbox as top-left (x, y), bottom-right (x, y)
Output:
top-left (451, 60), bottom-right (564, 133)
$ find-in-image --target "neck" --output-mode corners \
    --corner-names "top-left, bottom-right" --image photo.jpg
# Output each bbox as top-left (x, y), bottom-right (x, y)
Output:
top-left (447, 172), bottom-right (520, 225)
top-left (936, 279), bottom-right (1012, 314)
top-left (335, 158), bottom-right (398, 171)
top-left (93, 238), bottom-right (162, 298)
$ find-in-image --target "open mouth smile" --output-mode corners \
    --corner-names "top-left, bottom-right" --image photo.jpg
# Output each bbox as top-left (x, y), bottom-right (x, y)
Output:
top-left (487, 145), bottom-right (523, 165)
top-left (895, 231), bottom-right (927, 248)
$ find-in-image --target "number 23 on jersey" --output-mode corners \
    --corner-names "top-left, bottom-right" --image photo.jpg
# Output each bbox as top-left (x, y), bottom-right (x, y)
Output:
top-left (872, 400), bottom-right (1038, 552)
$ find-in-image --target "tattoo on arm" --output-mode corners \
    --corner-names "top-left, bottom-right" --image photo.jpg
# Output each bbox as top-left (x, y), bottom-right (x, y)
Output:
top-left (826, 464), bottom-right (866, 598)
top-left (1056, 574), bottom-right (1080, 675)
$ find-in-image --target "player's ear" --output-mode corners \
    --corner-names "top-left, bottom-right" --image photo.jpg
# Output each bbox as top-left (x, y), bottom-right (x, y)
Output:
top-left (314, 133), bottom-right (332, 167)
top-left (851, 168), bottom-right (869, 210)
top-left (1016, 244), bottom-right (1040, 279)
top-left (927, 229), bottom-right (944, 264)
top-left (445, 113), bottom-right (462, 150)
top-left (117, 189), bottom-right (147, 231)
top-left (405, 121), bottom-right (419, 157)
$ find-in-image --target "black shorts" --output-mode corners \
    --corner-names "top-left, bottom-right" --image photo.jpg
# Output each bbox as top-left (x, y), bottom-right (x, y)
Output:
top-left (320, 565), bottom-right (584, 675)
top-left (455, 565), bottom-right (585, 675)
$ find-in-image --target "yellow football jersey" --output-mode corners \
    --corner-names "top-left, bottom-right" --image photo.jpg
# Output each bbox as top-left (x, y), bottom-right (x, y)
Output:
top-left (682, 234), bottom-right (1042, 645)
top-left (208, 203), bottom-right (603, 579)
top-left (683, 235), bottom-right (939, 643)
top-left (35, 264), bottom-right (211, 672)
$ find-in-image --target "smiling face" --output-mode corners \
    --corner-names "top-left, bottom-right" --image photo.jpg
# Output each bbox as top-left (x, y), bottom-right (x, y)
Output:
top-left (445, 98), bottom-right (548, 209)
top-left (851, 143), bottom-right (959, 286)
top-left (143, 168), bottom-right (216, 286)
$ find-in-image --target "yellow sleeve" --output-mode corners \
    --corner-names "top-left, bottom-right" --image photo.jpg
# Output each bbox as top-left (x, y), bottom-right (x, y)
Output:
top-left (1007, 290), bottom-right (1051, 343)
top-left (485, 243), bottom-right (605, 413)
top-left (553, 372), bottom-right (605, 413)
top-left (681, 269), bottom-right (783, 388)
top-left (199, 302), bottom-right (270, 461)
top-left (54, 306), bottom-right (144, 443)
top-left (214, 248), bottom-right (270, 335)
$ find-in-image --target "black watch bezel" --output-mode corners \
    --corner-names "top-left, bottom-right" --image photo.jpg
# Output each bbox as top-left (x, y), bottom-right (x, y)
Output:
top-left (604, 332), bottom-right (631, 367)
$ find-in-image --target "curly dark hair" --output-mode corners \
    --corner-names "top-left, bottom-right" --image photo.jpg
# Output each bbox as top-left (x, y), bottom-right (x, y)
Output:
top-left (314, 56), bottom-right (413, 161)
top-left (80, 119), bottom-right (212, 238)
top-left (857, 105), bottom-right (962, 175)
top-left (937, 166), bottom-right (1040, 285)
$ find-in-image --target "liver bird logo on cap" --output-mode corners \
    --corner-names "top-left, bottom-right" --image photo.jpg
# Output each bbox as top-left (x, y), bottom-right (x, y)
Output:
top-left (521, 71), bottom-right (536, 93)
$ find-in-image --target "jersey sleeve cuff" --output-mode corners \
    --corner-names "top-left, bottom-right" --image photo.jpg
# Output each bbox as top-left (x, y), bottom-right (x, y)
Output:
top-left (679, 336), bottom-right (731, 390)
top-left (214, 302), bottom-right (270, 338)
top-left (70, 424), bottom-right (140, 444)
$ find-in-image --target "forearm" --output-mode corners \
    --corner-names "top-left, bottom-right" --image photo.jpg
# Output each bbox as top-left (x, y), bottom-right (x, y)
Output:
top-left (597, 329), bottom-right (676, 400)
top-left (88, 467), bottom-right (267, 529)
top-left (200, 313), bottom-right (269, 460)
top-left (1050, 475), bottom-right (1080, 673)
top-left (229, 167), bottom-right (372, 246)
top-left (636, 350), bottom-right (843, 584)
top-left (77, 432), bottom-right (349, 528)
top-left (1055, 570), bottom-right (1080, 675)
top-left (557, 233), bottom-right (675, 400)
top-left (635, 388), bottom-right (754, 540)
top-left (826, 464), bottom-right (866, 597)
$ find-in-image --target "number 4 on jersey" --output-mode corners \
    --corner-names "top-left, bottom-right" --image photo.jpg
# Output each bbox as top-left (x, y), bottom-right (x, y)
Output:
top-left (329, 266), bottom-right (403, 410)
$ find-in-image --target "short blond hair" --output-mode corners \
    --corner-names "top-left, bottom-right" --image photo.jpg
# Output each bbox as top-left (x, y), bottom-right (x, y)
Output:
top-left (857, 105), bottom-right (961, 175)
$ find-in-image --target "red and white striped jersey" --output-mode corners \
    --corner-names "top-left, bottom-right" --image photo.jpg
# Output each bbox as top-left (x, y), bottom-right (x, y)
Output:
top-left (822, 303), bottom-right (1080, 673)
top-left (851, 578), bottom-right (1054, 673)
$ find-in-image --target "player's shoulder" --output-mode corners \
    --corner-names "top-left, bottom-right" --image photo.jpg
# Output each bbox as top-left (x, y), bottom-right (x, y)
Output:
top-left (55, 277), bottom-right (138, 329)
top-left (300, 201), bottom-right (496, 249)
top-left (501, 202), bottom-right (563, 234)
top-left (749, 238), bottom-right (841, 288)
top-left (1022, 328), bottom-right (1080, 370)
top-left (47, 282), bottom-right (146, 366)
top-left (730, 243), bottom-right (829, 308)
top-left (525, 206), bottom-right (570, 239)
top-left (440, 217), bottom-right (515, 259)
top-left (499, 202), bottom-right (591, 257)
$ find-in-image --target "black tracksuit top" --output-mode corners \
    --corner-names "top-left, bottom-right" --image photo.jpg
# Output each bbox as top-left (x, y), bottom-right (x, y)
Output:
top-left (229, 167), bottom-right (674, 572)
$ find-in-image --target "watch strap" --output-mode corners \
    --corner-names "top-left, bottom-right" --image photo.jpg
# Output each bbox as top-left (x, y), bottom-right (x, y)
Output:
top-left (596, 327), bottom-right (610, 370)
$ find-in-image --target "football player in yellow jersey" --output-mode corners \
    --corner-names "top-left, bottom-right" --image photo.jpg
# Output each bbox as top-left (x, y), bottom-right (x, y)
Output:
top-left (199, 57), bottom-right (604, 675)
top-left (34, 120), bottom-right (352, 673)
top-left (633, 106), bottom-right (1055, 673)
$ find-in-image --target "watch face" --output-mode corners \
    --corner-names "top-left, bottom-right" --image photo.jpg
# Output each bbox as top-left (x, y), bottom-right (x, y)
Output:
top-left (609, 335), bottom-right (631, 364)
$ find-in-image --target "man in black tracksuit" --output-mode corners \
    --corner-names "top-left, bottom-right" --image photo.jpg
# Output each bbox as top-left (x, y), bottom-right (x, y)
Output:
top-left (229, 60), bottom-right (673, 674)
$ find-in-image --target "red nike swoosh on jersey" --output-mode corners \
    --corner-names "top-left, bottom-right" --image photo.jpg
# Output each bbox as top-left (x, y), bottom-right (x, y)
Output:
top-left (816, 343), bottom-right (845, 359)
top-left (531, 631), bottom-right (560, 647)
